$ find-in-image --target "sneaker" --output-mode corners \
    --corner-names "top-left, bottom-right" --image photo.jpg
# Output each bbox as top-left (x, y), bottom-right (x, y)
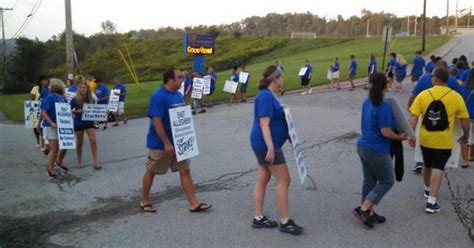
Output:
top-left (252, 215), bottom-right (278, 229)
top-left (198, 109), bottom-right (206, 114)
top-left (300, 92), bottom-right (307, 96)
top-left (55, 161), bottom-right (68, 171)
top-left (424, 190), bottom-right (430, 198)
top-left (308, 88), bottom-right (313, 94)
top-left (94, 124), bottom-right (99, 130)
top-left (103, 126), bottom-right (108, 131)
top-left (370, 212), bottom-right (386, 224)
top-left (279, 219), bottom-right (303, 235)
top-left (413, 162), bottom-right (423, 173)
top-left (352, 207), bottom-right (374, 228)
top-left (425, 202), bottom-right (441, 214)
top-left (43, 149), bottom-right (49, 156)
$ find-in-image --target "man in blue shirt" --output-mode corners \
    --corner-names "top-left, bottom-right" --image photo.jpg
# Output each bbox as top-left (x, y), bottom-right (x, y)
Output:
top-left (205, 67), bottom-right (217, 108)
top-left (425, 55), bottom-right (436, 74)
top-left (112, 78), bottom-right (128, 126)
top-left (229, 66), bottom-right (240, 105)
top-left (239, 64), bottom-right (250, 102)
top-left (348, 55), bottom-right (358, 91)
top-left (300, 60), bottom-right (313, 95)
top-left (365, 54), bottom-right (377, 90)
top-left (140, 68), bottom-right (212, 213)
top-left (411, 50), bottom-right (426, 84)
top-left (94, 78), bottom-right (110, 130)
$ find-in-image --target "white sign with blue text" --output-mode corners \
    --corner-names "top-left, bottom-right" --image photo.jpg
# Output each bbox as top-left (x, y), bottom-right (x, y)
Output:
top-left (284, 107), bottom-right (308, 185)
top-left (55, 102), bottom-right (76, 150)
top-left (169, 105), bottom-right (199, 162)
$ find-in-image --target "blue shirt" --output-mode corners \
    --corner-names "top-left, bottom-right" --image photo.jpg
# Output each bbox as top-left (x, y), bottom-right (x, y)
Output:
top-left (184, 77), bottom-right (193, 91)
top-left (350, 60), bottom-right (358, 76)
top-left (41, 93), bottom-right (67, 127)
top-left (425, 61), bottom-right (436, 74)
top-left (68, 84), bottom-right (78, 93)
top-left (301, 64), bottom-right (312, 80)
top-left (461, 69), bottom-right (472, 82)
top-left (95, 85), bottom-right (110, 104)
top-left (208, 72), bottom-right (217, 89)
top-left (412, 56), bottom-right (425, 76)
top-left (357, 99), bottom-right (396, 154)
top-left (411, 74), bottom-right (461, 96)
top-left (457, 69), bottom-right (467, 80)
top-left (231, 72), bottom-right (239, 82)
top-left (250, 88), bottom-right (288, 152)
top-left (368, 59), bottom-right (377, 75)
top-left (113, 84), bottom-right (127, 102)
top-left (331, 62), bottom-right (340, 73)
top-left (461, 85), bottom-right (474, 119)
top-left (395, 63), bottom-right (407, 75)
top-left (146, 87), bottom-right (185, 150)
top-left (39, 86), bottom-right (49, 100)
top-left (70, 98), bottom-right (94, 127)
top-left (388, 58), bottom-right (397, 72)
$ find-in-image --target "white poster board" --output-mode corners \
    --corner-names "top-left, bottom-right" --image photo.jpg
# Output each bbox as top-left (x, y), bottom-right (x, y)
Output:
top-left (223, 80), bottom-right (239, 94)
top-left (55, 102), bottom-right (76, 150)
top-left (239, 72), bottom-right (249, 84)
top-left (203, 76), bottom-right (211, 95)
top-left (298, 67), bottom-right (308, 76)
top-left (191, 78), bottom-right (204, 99)
top-left (108, 90), bottom-right (120, 112)
top-left (24, 101), bottom-right (41, 129)
top-left (385, 97), bottom-right (415, 137)
top-left (446, 120), bottom-right (462, 168)
top-left (65, 91), bottom-right (76, 103)
top-left (82, 104), bottom-right (108, 121)
top-left (169, 105), bottom-right (199, 162)
top-left (284, 107), bottom-right (308, 185)
top-left (326, 69), bottom-right (333, 80)
top-left (179, 81), bottom-right (185, 96)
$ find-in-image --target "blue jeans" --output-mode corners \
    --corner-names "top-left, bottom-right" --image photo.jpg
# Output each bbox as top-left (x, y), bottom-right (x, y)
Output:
top-left (357, 146), bottom-right (395, 205)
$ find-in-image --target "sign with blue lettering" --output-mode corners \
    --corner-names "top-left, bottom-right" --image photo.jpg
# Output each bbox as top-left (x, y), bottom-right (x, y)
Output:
top-left (169, 105), bottom-right (199, 162)
top-left (55, 102), bottom-right (76, 149)
top-left (284, 107), bottom-right (308, 185)
top-left (183, 32), bottom-right (215, 55)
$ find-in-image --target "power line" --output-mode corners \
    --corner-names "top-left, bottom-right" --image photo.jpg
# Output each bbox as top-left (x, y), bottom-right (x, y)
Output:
top-left (10, 0), bottom-right (42, 39)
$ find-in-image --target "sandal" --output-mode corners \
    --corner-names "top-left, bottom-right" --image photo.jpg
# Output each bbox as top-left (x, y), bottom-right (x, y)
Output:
top-left (461, 164), bottom-right (469, 169)
top-left (93, 165), bottom-right (102, 170)
top-left (189, 203), bottom-right (212, 213)
top-left (140, 203), bottom-right (157, 213)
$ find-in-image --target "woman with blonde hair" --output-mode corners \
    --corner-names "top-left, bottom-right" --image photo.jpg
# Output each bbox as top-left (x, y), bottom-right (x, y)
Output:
top-left (41, 78), bottom-right (69, 177)
top-left (394, 54), bottom-right (408, 93)
top-left (70, 81), bottom-right (100, 169)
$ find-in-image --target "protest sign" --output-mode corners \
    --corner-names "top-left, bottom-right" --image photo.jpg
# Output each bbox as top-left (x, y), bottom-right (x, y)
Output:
top-left (169, 105), bottom-right (199, 162)
top-left (385, 97), bottom-right (415, 137)
top-left (82, 104), bottom-right (108, 121)
top-left (284, 107), bottom-right (308, 185)
top-left (191, 78), bottom-right (204, 99)
top-left (108, 90), bottom-right (120, 112)
top-left (239, 72), bottom-right (249, 84)
top-left (203, 76), bottom-right (211, 95)
top-left (179, 81), bottom-right (185, 96)
top-left (24, 101), bottom-right (41, 129)
top-left (326, 69), bottom-right (333, 80)
top-left (55, 102), bottom-right (76, 150)
top-left (223, 80), bottom-right (238, 94)
top-left (298, 67), bottom-right (308, 76)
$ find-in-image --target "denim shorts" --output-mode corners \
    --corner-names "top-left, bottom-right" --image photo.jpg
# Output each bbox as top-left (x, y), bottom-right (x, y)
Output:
top-left (254, 150), bottom-right (286, 166)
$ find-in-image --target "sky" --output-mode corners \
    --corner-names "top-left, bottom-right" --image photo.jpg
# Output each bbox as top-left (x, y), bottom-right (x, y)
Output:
top-left (3, 0), bottom-right (473, 41)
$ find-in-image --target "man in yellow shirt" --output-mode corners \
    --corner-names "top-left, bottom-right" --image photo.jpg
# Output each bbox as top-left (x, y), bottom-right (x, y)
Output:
top-left (409, 67), bottom-right (470, 214)
top-left (85, 73), bottom-right (97, 92)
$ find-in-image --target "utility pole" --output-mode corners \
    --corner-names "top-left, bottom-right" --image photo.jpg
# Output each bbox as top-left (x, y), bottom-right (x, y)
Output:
top-left (0, 7), bottom-right (13, 90)
top-left (407, 16), bottom-right (410, 34)
top-left (65, 0), bottom-right (74, 80)
top-left (366, 19), bottom-right (370, 37)
top-left (455, 0), bottom-right (458, 32)
top-left (446, 0), bottom-right (450, 35)
top-left (414, 17), bottom-right (418, 35)
top-left (422, 0), bottom-right (427, 52)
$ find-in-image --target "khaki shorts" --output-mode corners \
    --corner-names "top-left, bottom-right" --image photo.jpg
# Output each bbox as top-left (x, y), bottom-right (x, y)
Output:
top-left (146, 149), bottom-right (190, 175)
top-left (44, 127), bottom-right (58, 140)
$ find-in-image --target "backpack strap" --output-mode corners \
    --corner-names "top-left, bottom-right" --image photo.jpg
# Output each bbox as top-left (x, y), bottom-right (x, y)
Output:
top-left (439, 89), bottom-right (453, 100)
top-left (427, 89), bottom-right (452, 101)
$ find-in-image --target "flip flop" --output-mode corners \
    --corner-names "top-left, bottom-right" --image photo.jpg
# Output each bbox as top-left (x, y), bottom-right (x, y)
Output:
top-left (140, 203), bottom-right (157, 213)
top-left (189, 203), bottom-right (212, 213)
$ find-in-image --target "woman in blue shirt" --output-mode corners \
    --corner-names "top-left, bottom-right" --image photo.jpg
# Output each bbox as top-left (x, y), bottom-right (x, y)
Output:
top-left (353, 72), bottom-right (407, 228)
top-left (71, 82), bottom-right (100, 170)
top-left (250, 65), bottom-right (303, 235)
top-left (365, 54), bottom-right (377, 90)
top-left (460, 70), bottom-right (474, 168)
top-left (394, 54), bottom-right (408, 93)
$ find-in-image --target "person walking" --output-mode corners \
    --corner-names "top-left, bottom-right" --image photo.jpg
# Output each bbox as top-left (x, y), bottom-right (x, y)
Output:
top-left (300, 60), bottom-right (312, 95)
top-left (112, 78), bottom-right (128, 126)
top-left (348, 55), bottom-right (358, 91)
top-left (330, 57), bottom-right (341, 90)
top-left (365, 54), bottom-right (377, 90)
top-left (411, 50), bottom-right (425, 84)
top-left (460, 68), bottom-right (474, 168)
top-left (394, 54), bottom-right (408, 93)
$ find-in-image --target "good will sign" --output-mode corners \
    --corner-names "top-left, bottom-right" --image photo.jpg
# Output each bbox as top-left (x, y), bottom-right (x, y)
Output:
top-left (55, 102), bottom-right (76, 150)
top-left (284, 107), bottom-right (308, 185)
top-left (169, 105), bottom-right (199, 162)
top-left (82, 104), bottom-right (108, 121)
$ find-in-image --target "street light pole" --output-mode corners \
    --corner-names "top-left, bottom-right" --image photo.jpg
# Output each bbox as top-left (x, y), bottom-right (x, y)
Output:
top-left (422, 0), bottom-right (427, 52)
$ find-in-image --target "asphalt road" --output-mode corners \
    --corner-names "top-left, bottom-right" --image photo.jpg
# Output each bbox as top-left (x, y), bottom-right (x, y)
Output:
top-left (1, 34), bottom-right (473, 247)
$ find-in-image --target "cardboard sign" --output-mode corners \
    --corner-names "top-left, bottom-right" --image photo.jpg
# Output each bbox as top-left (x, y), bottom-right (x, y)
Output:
top-left (65, 91), bottom-right (76, 103)
top-left (298, 67), bottom-right (308, 76)
top-left (108, 90), bottom-right (120, 112)
top-left (203, 76), bottom-right (211, 95)
top-left (239, 72), bottom-right (249, 84)
top-left (191, 78), bottom-right (204, 99)
top-left (385, 97), bottom-right (415, 137)
top-left (24, 101), bottom-right (41, 129)
top-left (82, 104), bottom-right (108, 121)
top-left (179, 81), bottom-right (185, 96)
top-left (55, 102), bottom-right (76, 150)
top-left (446, 120), bottom-right (462, 168)
top-left (169, 105), bottom-right (199, 162)
top-left (223, 80), bottom-right (239, 94)
top-left (326, 69), bottom-right (333, 80)
top-left (284, 107), bottom-right (308, 185)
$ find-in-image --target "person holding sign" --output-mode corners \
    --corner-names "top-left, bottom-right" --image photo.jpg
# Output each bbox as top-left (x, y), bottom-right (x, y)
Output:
top-left (250, 65), bottom-right (303, 235)
top-left (30, 75), bottom-right (49, 150)
top-left (70, 82), bottom-right (100, 170)
top-left (239, 64), bottom-right (250, 103)
top-left (41, 79), bottom-right (69, 177)
top-left (140, 68), bottom-right (211, 213)
top-left (229, 66), bottom-right (240, 105)
top-left (300, 60), bottom-right (312, 95)
top-left (205, 67), bottom-right (217, 108)
top-left (190, 71), bottom-right (206, 115)
top-left (409, 68), bottom-right (470, 214)
top-left (348, 55), bottom-right (357, 91)
top-left (330, 57), bottom-right (341, 90)
top-left (94, 78), bottom-right (109, 130)
top-left (113, 78), bottom-right (128, 126)
top-left (353, 72), bottom-right (408, 228)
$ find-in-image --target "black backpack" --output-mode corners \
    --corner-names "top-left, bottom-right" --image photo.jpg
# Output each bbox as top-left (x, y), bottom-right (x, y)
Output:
top-left (422, 89), bottom-right (452, 131)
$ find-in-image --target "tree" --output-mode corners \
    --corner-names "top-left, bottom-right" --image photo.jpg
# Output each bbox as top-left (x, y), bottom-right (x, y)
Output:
top-left (101, 20), bottom-right (117, 34)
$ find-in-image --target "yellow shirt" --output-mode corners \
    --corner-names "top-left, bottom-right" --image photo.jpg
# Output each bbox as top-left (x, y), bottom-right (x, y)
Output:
top-left (410, 85), bottom-right (469, 149)
top-left (88, 80), bottom-right (97, 92)
top-left (30, 86), bottom-right (40, 100)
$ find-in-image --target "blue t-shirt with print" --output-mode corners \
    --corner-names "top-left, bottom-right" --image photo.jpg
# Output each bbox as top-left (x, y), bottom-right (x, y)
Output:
top-left (350, 60), bottom-right (358, 76)
top-left (70, 98), bottom-right (94, 127)
top-left (412, 56), bottom-right (426, 76)
top-left (250, 88), bottom-right (288, 152)
top-left (95, 85), bottom-right (110, 104)
top-left (113, 84), bottom-right (127, 102)
top-left (41, 93), bottom-right (67, 127)
top-left (231, 72), bottom-right (239, 82)
top-left (146, 87), bottom-right (185, 150)
top-left (357, 98), bottom-right (396, 154)
top-left (411, 74), bottom-right (461, 96)
top-left (301, 64), bottom-right (313, 80)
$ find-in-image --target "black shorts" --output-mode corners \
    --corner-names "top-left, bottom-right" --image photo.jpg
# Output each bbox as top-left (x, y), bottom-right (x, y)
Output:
top-left (412, 74), bottom-right (421, 82)
top-left (301, 78), bottom-right (310, 86)
top-left (421, 146), bottom-right (452, 171)
top-left (254, 150), bottom-right (286, 166)
top-left (240, 83), bottom-right (248, 93)
top-left (74, 123), bottom-right (95, 132)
